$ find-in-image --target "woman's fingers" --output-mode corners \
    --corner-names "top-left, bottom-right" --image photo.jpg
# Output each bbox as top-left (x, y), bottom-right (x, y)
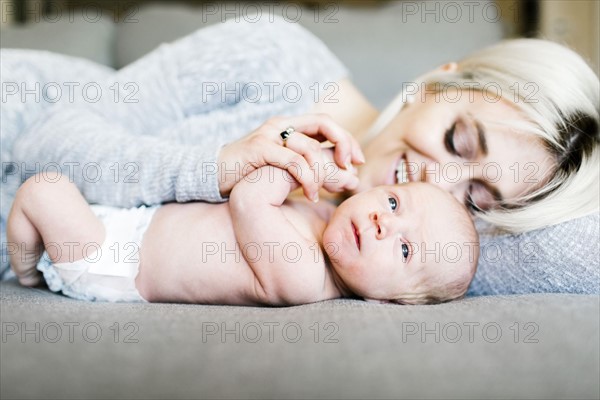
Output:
top-left (279, 130), bottom-right (323, 169)
top-left (217, 114), bottom-right (362, 198)
top-left (282, 114), bottom-right (365, 168)
top-left (265, 116), bottom-right (363, 197)
top-left (279, 130), bottom-right (359, 196)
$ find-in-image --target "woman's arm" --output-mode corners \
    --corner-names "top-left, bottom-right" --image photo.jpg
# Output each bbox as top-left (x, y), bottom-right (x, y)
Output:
top-left (12, 106), bottom-right (226, 207)
top-left (13, 108), bottom-right (363, 208)
top-left (10, 15), bottom-right (365, 207)
top-left (311, 78), bottom-right (380, 145)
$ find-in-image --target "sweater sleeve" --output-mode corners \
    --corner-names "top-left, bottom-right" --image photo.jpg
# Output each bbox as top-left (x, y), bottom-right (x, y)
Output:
top-left (12, 106), bottom-right (227, 207)
top-left (11, 17), bottom-right (350, 207)
top-left (468, 214), bottom-right (600, 295)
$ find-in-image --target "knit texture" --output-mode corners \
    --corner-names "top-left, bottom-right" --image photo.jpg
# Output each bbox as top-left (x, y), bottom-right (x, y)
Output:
top-left (469, 214), bottom-right (600, 295)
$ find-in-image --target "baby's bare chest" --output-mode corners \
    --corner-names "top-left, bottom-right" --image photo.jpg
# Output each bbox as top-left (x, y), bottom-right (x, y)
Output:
top-left (138, 202), bottom-right (336, 305)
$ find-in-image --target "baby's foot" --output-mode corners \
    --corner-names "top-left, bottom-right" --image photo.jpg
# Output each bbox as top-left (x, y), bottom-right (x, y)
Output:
top-left (17, 269), bottom-right (42, 287)
top-left (11, 248), bottom-right (44, 287)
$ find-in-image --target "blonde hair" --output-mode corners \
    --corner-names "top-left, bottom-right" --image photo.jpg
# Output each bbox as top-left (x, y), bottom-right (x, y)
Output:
top-left (367, 39), bottom-right (600, 233)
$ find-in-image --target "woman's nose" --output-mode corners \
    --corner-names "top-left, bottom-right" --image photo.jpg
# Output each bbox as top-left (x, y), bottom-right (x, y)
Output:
top-left (422, 162), bottom-right (470, 204)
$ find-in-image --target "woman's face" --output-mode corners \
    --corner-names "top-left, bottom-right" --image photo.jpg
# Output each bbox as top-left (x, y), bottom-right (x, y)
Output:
top-left (356, 88), bottom-right (555, 211)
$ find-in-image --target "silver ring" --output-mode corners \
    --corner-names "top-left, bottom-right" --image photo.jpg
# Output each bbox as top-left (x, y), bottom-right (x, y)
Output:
top-left (280, 126), bottom-right (295, 145)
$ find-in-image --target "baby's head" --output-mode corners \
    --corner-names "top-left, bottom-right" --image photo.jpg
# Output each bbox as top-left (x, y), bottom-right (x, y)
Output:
top-left (323, 182), bottom-right (479, 305)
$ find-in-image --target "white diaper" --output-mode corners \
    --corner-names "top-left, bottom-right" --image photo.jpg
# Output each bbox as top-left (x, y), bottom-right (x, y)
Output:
top-left (36, 204), bottom-right (159, 302)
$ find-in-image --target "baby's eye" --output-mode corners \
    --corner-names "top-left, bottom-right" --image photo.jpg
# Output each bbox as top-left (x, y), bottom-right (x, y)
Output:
top-left (401, 243), bottom-right (409, 260)
top-left (388, 196), bottom-right (398, 211)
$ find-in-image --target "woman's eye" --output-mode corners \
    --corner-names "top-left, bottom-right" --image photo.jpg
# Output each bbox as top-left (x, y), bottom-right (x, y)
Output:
top-left (466, 182), bottom-right (497, 212)
top-left (401, 243), bottom-right (409, 260)
top-left (444, 122), bottom-right (459, 156)
top-left (388, 196), bottom-right (398, 211)
top-left (445, 118), bottom-right (476, 159)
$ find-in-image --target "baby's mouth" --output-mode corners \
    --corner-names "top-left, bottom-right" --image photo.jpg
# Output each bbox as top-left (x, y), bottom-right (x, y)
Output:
top-left (351, 222), bottom-right (360, 251)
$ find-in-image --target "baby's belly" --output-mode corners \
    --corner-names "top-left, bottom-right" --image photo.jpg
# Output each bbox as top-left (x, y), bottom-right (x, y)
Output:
top-left (135, 202), bottom-right (259, 305)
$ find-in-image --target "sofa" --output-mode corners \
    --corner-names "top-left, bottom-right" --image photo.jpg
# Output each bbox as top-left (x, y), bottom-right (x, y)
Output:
top-left (1, 2), bottom-right (598, 399)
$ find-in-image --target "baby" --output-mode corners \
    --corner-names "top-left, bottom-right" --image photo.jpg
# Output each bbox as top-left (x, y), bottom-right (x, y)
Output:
top-left (7, 167), bottom-right (479, 306)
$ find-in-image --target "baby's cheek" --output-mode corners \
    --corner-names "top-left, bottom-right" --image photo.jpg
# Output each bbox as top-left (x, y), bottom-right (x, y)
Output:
top-left (322, 227), bottom-right (343, 263)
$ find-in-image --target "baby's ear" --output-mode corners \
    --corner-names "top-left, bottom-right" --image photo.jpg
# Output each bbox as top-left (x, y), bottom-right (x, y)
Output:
top-left (364, 298), bottom-right (400, 305)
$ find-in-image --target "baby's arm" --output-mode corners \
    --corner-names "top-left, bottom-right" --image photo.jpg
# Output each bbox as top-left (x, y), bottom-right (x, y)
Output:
top-left (229, 166), bottom-right (323, 306)
top-left (7, 172), bottom-right (105, 286)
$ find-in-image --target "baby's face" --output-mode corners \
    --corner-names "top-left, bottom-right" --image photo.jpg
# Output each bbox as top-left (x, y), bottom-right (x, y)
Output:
top-left (322, 182), bottom-right (477, 303)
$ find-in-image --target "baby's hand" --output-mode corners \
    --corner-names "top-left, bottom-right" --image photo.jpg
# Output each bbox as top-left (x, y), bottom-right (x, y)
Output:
top-left (316, 147), bottom-right (360, 194)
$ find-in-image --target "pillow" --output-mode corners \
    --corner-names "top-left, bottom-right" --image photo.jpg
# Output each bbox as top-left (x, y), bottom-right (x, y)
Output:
top-left (468, 213), bottom-right (600, 295)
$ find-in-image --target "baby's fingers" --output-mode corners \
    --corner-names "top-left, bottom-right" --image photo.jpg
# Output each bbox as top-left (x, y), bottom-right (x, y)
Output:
top-left (322, 166), bottom-right (360, 193)
top-left (261, 143), bottom-right (319, 202)
top-left (319, 150), bottom-right (360, 193)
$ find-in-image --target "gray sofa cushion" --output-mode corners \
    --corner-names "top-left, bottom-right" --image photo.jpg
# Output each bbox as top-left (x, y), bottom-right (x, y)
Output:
top-left (0, 13), bottom-right (115, 67)
top-left (1, 280), bottom-right (598, 399)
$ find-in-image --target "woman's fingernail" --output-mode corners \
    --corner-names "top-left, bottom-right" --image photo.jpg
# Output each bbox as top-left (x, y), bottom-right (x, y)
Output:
top-left (344, 156), bottom-right (352, 169)
top-left (345, 155), bottom-right (351, 169)
top-left (358, 154), bottom-right (366, 164)
top-left (312, 192), bottom-right (319, 203)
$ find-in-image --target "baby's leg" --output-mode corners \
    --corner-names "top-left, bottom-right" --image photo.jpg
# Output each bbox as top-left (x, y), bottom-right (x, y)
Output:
top-left (7, 172), bottom-right (105, 286)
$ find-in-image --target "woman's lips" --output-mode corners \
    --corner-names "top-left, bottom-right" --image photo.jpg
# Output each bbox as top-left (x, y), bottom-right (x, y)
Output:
top-left (388, 154), bottom-right (403, 186)
top-left (351, 222), bottom-right (360, 251)
top-left (395, 152), bottom-right (413, 184)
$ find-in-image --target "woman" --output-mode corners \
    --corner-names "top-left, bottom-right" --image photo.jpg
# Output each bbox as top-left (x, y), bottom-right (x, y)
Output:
top-left (351, 41), bottom-right (599, 294)
top-left (2, 17), bottom-right (598, 294)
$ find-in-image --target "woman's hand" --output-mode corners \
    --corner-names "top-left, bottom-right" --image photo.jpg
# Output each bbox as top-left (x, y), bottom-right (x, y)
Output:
top-left (217, 114), bottom-right (365, 201)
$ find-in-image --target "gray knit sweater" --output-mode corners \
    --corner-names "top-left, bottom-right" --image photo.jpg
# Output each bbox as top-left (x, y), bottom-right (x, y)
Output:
top-left (1, 18), bottom-right (598, 295)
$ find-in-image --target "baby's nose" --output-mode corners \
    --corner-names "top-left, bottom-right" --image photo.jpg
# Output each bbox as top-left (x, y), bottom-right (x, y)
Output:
top-left (370, 212), bottom-right (398, 239)
top-left (369, 211), bottom-right (380, 223)
top-left (369, 211), bottom-right (385, 238)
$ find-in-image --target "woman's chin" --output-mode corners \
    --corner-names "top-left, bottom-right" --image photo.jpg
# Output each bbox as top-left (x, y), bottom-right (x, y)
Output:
top-left (353, 177), bottom-right (374, 195)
